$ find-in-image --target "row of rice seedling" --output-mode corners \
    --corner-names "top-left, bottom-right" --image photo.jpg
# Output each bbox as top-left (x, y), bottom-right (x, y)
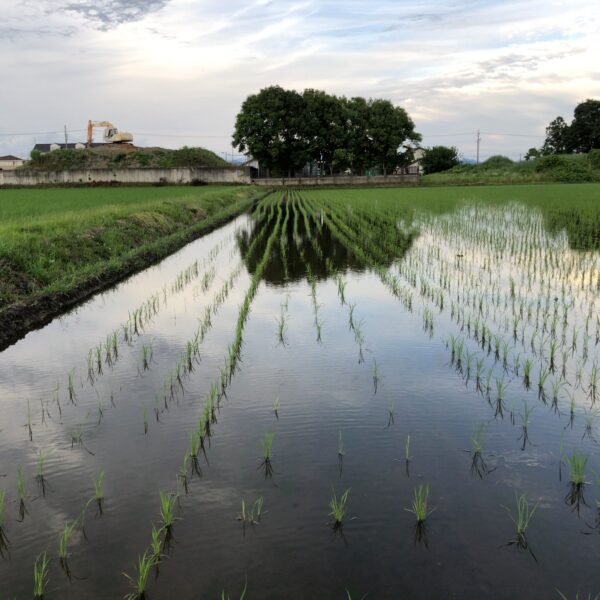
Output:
top-left (121, 194), bottom-right (285, 598)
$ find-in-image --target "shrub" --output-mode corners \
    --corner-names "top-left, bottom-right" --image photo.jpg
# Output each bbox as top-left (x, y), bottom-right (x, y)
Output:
top-left (480, 155), bottom-right (513, 169)
top-left (535, 155), bottom-right (566, 172)
top-left (589, 149), bottom-right (600, 170)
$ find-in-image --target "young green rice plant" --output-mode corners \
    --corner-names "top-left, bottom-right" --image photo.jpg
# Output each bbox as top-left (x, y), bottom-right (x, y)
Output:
top-left (58, 519), bottom-right (79, 574)
top-left (33, 552), bottom-right (50, 599)
top-left (538, 367), bottom-right (550, 401)
top-left (502, 492), bottom-right (539, 560)
top-left (237, 497), bottom-right (264, 526)
top-left (405, 483), bottom-right (435, 539)
top-left (123, 549), bottom-right (158, 600)
top-left (519, 401), bottom-right (535, 450)
top-left (17, 466), bottom-right (26, 521)
top-left (336, 276), bottom-right (347, 305)
top-left (36, 450), bottom-right (48, 495)
top-left (275, 305), bottom-right (287, 345)
top-left (150, 524), bottom-right (164, 560)
top-left (338, 430), bottom-right (344, 458)
top-left (564, 449), bottom-right (589, 513)
top-left (372, 360), bottom-right (380, 394)
top-left (221, 580), bottom-right (248, 600)
top-left (583, 409), bottom-right (598, 441)
top-left (143, 405), bottom-right (148, 435)
top-left (177, 453), bottom-right (191, 494)
top-left (141, 343), bottom-right (152, 371)
top-left (475, 357), bottom-right (485, 391)
top-left (92, 471), bottom-right (105, 514)
top-left (347, 302), bottom-right (356, 331)
top-left (329, 487), bottom-right (350, 529)
top-left (272, 397), bottom-right (280, 419)
top-left (188, 431), bottom-right (202, 476)
top-left (588, 363), bottom-right (599, 403)
top-left (388, 397), bottom-right (395, 426)
top-left (556, 591), bottom-right (600, 600)
top-left (0, 489), bottom-right (8, 556)
top-left (67, 370), bottom-right (76, 403)
top-left (159, 491), bottom-right (177, 532)
top-left (523, 358), bottom-right (533, 389)
top-left (469, 422), bottom-right (494, 478)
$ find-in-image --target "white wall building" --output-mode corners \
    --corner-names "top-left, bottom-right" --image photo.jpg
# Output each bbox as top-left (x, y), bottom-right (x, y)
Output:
top-left (0, 155), bottom-right (25, 170)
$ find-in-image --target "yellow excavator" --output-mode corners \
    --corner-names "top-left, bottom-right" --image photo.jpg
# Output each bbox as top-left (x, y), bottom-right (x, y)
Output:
top-left (87, 120), bottom-right (134, 146)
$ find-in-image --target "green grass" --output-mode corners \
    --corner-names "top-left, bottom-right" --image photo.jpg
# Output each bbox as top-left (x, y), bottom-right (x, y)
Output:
top-left (0, 185), bottom-right (262, 310)
top-left (422, 153), bottom-right (599, 186)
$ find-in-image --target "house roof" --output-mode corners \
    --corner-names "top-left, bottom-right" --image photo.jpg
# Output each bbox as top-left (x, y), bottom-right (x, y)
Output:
top-left (0, 155), bottom-right (23, 161)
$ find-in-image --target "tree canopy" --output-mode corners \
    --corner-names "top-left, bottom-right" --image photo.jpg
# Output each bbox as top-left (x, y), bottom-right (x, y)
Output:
top-left (233, 86), bottom-right (421, 176)
top-left (541, 99), bottom-right (600, 155)
top-left (421, 145), bottom-right (460, 174)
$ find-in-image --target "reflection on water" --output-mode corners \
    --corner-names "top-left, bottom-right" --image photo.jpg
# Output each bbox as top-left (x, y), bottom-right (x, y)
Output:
top-left (237, 196), bottom-right (415, 285)
top-left (0, 195), bottom-right (598, 599)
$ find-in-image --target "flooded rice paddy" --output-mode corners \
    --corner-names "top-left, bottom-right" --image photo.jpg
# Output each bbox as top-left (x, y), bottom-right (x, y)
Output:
top-left (0, 189), bottom-right (599, 599)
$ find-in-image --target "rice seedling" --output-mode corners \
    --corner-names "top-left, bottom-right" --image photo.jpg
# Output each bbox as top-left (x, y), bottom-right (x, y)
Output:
top-left (556, 591), bottom-right (600, 600)
top-left (143, 405), bottom-right (148, 435)
top-left (16, 466), bottom-right (26, 521)
top-left (469, 423), bottom-right (494, 478)
top-left (502, 492), bottom-right (539, 560)
top-left (372, 360), bottom-right (380, 394)
top-left (221, 580), bottom-right (248, 600)
top-left (329, 487), bottom-right (350, 529)
top-left (388, 397), bottom-right (395, 426)
top-left (141, 343), bottom-right (152, 371)
top-left (237, 497), bottom-right (264, 526)
top-left (177, 453), bottom-right (191, 493)
top-left (92, 471), bottom-right (105, 513)
top-left (58, 519), bottom-right (79, 575)
top-left (272, 397), bottom-right (280, 418)
top-left (149, 524), bottom-right (165, 561)
top-left (345, 590), bottom-right (368, 600)
top-left (123, 549), bottom-right (158, 600)
top-left (0, 489), bottom-right (8, 556)
top-left (564, 450), bottom-right (589, 514)
top-left (336, 275), bottom-right (347, 305)
top-left (338, 430), bottom-right (344, 457)
top-left (406, 484), bottom-right (434, 524)
top-left (36, 450), bottom-right (48, 495)
top-left (33, 552), bottom-right (50, 599)
top-left (67, 370), bottom-right (76, 403)
top-left (523, 358), bottom-right (533, 389)
top-left (159, 491), bottom-right (177, 531)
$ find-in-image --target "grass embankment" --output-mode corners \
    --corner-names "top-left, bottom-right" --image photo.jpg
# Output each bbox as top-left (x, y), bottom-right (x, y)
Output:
top-left (25, 145), bottom-right (228, 170)
top-left (422, 153), bottom-right (600, 186)
top-left (303, 183), bottom-right (600, 251)
top-left (0, 185), bottom-right (263, 347)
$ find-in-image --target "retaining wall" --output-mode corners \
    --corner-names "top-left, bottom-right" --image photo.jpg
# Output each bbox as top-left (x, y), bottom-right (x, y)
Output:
top-left (252, 174), bottom-right (420, 186)
top-left (0, 166), bottom-right (252, 187)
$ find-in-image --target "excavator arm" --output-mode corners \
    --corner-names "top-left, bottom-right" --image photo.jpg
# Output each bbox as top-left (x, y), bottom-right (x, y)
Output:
top-left (87, 121), bottom-right (114, 146)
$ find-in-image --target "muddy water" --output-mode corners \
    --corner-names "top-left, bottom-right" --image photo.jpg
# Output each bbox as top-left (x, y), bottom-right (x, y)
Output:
top-left (0, 199), bottom-right (599, 599)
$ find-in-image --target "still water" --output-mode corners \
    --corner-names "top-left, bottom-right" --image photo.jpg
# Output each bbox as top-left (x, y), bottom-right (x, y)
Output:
top-left (0, 196), bottom-right (599, 599)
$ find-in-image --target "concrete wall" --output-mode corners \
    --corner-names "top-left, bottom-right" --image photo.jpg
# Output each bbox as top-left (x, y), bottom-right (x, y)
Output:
top-left (0, 166), bottom-right (252, 187)
top-left (252, 174), bottom-right (420, 186)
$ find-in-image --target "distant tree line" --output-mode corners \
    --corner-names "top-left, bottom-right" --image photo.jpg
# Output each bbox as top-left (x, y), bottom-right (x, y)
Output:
top-left (232, 86), bottom-right (421, 177)
top-left (525, 99), bottom-right (600, 159)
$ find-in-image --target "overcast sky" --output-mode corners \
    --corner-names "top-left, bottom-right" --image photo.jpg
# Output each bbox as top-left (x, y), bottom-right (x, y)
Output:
top-left (1, 0), bottom-right (598, 161)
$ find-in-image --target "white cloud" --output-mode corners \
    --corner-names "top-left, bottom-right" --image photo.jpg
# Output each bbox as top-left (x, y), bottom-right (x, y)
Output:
top-left (1, 0), bottom-right (598, 160)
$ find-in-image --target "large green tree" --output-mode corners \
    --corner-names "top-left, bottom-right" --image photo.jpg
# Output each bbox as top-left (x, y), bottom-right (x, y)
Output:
top-left (233, 86), bottom-right (421, 176)
top-left (232, 86), bottom-right (308, 177)
top-left (567, 99), bottom-right (600, 153)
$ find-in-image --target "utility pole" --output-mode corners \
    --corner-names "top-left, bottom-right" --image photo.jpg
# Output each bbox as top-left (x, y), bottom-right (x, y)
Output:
top-left (64, 125), bottom-right (68, 148)
top-left (476, 129), bottom-right (481, 164)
